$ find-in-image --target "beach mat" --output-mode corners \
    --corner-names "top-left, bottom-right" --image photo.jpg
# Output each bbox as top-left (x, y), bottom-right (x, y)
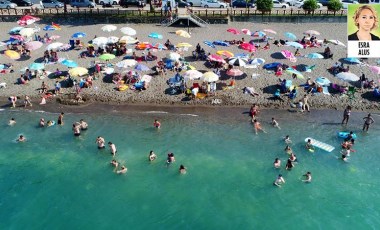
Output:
top-left (322, 86), bottom-right (330, 95)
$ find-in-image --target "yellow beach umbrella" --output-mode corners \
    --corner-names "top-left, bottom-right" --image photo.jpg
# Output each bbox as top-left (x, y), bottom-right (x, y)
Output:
top-left (201, 71), bottom-right (219, 82)
top-left (4, 50), bottom-right (20, 59)
top-left (176, 42), bottom-right (193, 48)
top-left (69, 67), bottom-right (88, 77)
top-left (175, 30), bottom-right (191, 38)
top-left (216, 50), bottom-right (234, 58)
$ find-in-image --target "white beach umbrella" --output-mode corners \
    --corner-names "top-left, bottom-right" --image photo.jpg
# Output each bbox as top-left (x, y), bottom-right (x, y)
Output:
top-left (46, 42), bottom-right (63, 50)
top-left (183, 70), bottom-right (202, 81)
top-left (201, 71), bottom-right (219, 82)
top-left (167, 52), bottom-right (181, 61)
top-left (120, 27), bottom-right (136, 36)
top-left (92, 37), bottom-right (108, 46)
top-left (141, 74), bottom-right (152, 83)
top-left (336, 72), bottom-right (359, 82)
top-left (107, 36), bottom-right (119, 44)
top-left (101, 25), bottom-right (117, 33)
top-left (116, 59), bottom-right (137, 68)
top-left (249, 58), bottom-right (265, 65)
top-left (19, 28), bottom-right (35, 37)
top-left (119, 36), bottom-right (138, 44)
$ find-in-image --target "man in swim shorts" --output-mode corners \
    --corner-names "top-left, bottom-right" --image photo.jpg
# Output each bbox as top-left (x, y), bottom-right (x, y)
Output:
top-left (108, 142), bottom-right (117, 156)
top-left (363, 113), bottom-right (374, 132)
top-left (96, 136), bottom-right (105, 149)
top-left (274, 174), bottom-right (285, 187)
top-left (253, 119), bottom-right (266, 135)
top-left (58, 112), bottom-right (64, 126)
top-left (153, 119), bottom-right (161, 128)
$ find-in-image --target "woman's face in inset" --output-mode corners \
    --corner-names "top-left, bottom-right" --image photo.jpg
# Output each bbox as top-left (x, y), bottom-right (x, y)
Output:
top-left (356, 9), bottom-right (375, 31)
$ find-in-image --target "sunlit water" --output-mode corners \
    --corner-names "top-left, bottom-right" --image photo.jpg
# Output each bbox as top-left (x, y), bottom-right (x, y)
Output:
top-left (0, 108), bottom-right (379, 229)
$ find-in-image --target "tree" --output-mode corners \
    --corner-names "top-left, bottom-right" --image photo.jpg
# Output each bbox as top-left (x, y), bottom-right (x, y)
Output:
top-left (302, 0), bottom-right (318, 11)
top-left (327, 0), bottom-right (342, 11)
top-left (256, 0), bottom-right (273, 12)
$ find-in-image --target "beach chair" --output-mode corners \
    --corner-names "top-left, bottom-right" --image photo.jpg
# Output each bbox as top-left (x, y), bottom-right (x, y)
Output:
top-left (165, 60), bottom-right (173, 70)
top-left (347, 86), bottom-right (356, 99)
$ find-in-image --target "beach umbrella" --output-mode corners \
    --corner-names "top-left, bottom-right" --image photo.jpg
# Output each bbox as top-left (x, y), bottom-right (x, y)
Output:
top-left (25, 41), bottom-right (43, 51)
top-left (17, 15), bottom-right (40, 26)
top-left (136, 42), bottom-right (152, 50)
top-left (61, 59), bottom-right (78, 68)
top-left (119, 36), bottom-right (138, 44)
top-left (148, 32), bottom-right (163, 39)
top-left (226, 68), bottom-right (244, 77)
top-left (201, 71), bottom-right (219, 82)
top-left (107, 36), bottom-right (119, 44)
top-left (344, 57), bottom-right (361, 64)
top-left (204, 41), bottom-right (216, 48)
top-left (227, 28), bottom-right (240, 35)
top-left (10, 35), bottom-right (24, 41)
top-left (72, 32), bottom-right (86, 38)
top-left (116, 59), bottom-right (137, 68)
top-left (241, 29), bottom-right (252, 36)
top-left (135, 64), bottom-right (150, 71)
top-left (69, 67), bottom-right (88, 77)
top-left (369, 66), bottom-right (380, 74)
top-left (336, 72), bottom-right (359, 82)
top-left (284, 32), bottom-right (297, 40)
top-left (29, 62), bottom-right (44, 70)
top-left (99, 53), bottom-right (116, 61)
top-left (252, 31), bottom-right (266, 37)
top-left (9, 26), bottom-right (24, 34)
top-left (183, 70), bottom-right (202, 81)
top-left (4, 50), bottom-right (20, 59)
top-left (208, 54), bottom-right (225, 63)
top-left (43, 25), bottom-right (59, 31)
top-left (120, 27), bottom-right (136, 36)
top-left (304, 30), bottom-right (320, 36)
top-left (141, 74), bottom-right (152, 83)
top-left (92, 37), bottom-right (108, 46)
top-left (176, 30), bottom-right (191, 38)
top-left (228, 57), bottom-right (248, 67)
top-left (213, 40), bottom-right (229, 47)
top-left (240, 42), bottom-right (256, 52)
top-left (281, 50), bottom-right (297, 62)
top-left (19, 28), bottom-right (35, 37)
top-left (285, 67), bottom-right (304, 79)
top-left (249, 58), bottom-right (265, 65)
top-left (286, 41), bottom-right (304, 49)
top-left (46, 42), bottom-right (63, 50)
top-left (315, 77), bottom-right (331, 86)
top-left (306, 53), bottom-right (324, 59)
top-left (167, 52), bottom-right (181, 61)
top-left (216, 50), bottom-right (234, 58)
top-left (101, 25), bottom-right (117, 33)
top-left (176, 43), bottom-right (192, 48)
top-left (327, 39), bottom-right (346, 47)
top-left (263, 29), bottom-right (277, 34)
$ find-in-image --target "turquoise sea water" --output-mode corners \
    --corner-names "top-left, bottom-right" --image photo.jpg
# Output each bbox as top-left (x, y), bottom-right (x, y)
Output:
top-left (1, 108), bottom-right (379, 229)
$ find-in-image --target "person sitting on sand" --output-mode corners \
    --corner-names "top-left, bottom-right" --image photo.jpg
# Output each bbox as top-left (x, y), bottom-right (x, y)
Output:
top-left (273, 158), bottom-right (281, 168)
top-left (275, 65), bottom-right (283, 76)
top-left (117, 165), bottom-right (127, 174)
top-left (263, 42), bottom-right (270, 50)
top-left (323, 46), bottom-right (333, 59)
top-left (253, 119), bottom-right (266, 135)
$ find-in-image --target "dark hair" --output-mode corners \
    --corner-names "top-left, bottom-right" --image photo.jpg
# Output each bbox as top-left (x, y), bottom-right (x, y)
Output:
top-left (108, 142), bottom-right (112, 145)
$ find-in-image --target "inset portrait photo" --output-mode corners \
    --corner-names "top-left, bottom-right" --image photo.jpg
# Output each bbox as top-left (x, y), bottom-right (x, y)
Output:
top-left (347, 4), bottom-right (380, 41)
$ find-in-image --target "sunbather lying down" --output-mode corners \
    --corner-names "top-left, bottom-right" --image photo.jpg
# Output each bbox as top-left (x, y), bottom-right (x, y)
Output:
top-left (243, 87), bottom-right (259, 96)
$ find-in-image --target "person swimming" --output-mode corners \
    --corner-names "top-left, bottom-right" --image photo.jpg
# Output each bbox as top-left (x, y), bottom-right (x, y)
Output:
top-left (47, 120), bottom-right (54, 127)
top-left (302, 172), bottom-right (312, 183)
top-left (271, 118), bottom-right (281, 129)
top-left (117, 165), bottom-right (127, 174)
top-left (285, 159), bottom-right (294, 170)
top-left (17, 135), bottom-right (26, 142)
top-left (284, 145), bottom-right (293, 155)
top-left (179, 164), bottom-right (186, 174)
top-left (149, 150), bottom-right (157, 161)
top-left (9, 118), bottom-right (16, 126)
top-left (306, 139), bottom-right (314, 151)
top-left (273, 174), bottom-right (285, 187)
top-left (167, 153), bottom-right (175, 164)
top-left (39, 118), bottom-right (45, 127)
top-left (79, 119), bottom-right (88, 130)
top-left (153, 119), bottom-right (161, 128)
top-left (253, 119), bottom-right (266, 135)
top-left (289, 153), bottom-right (297, 162)
top-left (111, 159), bottom-right (119, 168)
top-left (284, 135), bottom-right (292, 144)
top-left (273, 158), bottom-right (281, 168)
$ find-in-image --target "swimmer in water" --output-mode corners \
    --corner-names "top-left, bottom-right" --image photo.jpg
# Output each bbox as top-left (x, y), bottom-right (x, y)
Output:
top-left (117, 165), bottom-right (127, 174)
top-left (289, 153), bottom-right (297, 162)
top-left (153, 119), bottom-right (161, 128)
top-left (108, 142), bottom-right (117, 156)
top-left (167, 153), bottom-right (175, 164)
top-left (273, 158), bottom-right (281, 168)
top-left (341, 146), bottom-right (351, 157)
top-left (149, 150), bottom-right (157, 161)
top-left (302, 172), bottom-right (312, 183)
top-left (47, 120), bottom-right (54, 126)
top-left (284, 135), bottom-right (292, 144)
top-left (111, 159), bottom-right (119, 168)
top-left (271, 117), bottom-right (281, 129)
top-left (79, 119), bottom-right (88, 130)
top-left (253, 119), bottom-right (267, 135)
top-left (274, 174), bottom-right (285, 187)
top-left (39, 118), bottom-right (45, 127)
top-left (284, 145), bottom-right (293, 155)
top-left (57, 112), bottom-right (64, 126)
top-left (72, 123), bottom-right (81, 136)
top-left (96, 136), bottom-right (105, 149)
top-left (17, 135), bottom-right (26, 142)
top-left (285, 159), bottom-right (294, 170)
top-left (179, 164), bottom-right (186, 174)
top-left (306, 139), bottom-right (314, 151)
top-left (9, 118), bottom-right (16, 126)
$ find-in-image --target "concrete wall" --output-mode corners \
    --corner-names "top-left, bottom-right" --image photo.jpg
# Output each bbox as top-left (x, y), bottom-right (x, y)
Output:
top-left (231, 15), bottom-right (347, 23)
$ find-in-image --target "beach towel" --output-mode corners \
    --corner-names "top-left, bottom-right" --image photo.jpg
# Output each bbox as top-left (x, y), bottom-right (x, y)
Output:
top-left (322, 86), bottom-right (330, 95)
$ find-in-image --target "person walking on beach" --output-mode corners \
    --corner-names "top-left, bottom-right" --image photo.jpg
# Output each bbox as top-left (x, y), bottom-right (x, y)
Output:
top-left (341, 105), bottom-right (351, 125)
top-left (302, 94), bottom-right (310, 112)
top-left (273, 174), bottom-right (285, 187)
top-left (24, 95), bottom-right (32, 108)
top-left (57, 112), bottom-right (64, 126)
top-left (96, 136), bottom-right (105, 149)
top-left (108, 142), bottom-right (117, 156)
top-left (363, 113), bottom-right (374, 132)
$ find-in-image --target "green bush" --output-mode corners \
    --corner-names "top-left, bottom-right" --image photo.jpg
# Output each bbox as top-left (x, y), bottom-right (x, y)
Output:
top-left (327, 0), bottom-right (343, 11)
top-left (302, 0), bottom-right (319, 11)
top-left (256, 0), bottom-right (273, 12)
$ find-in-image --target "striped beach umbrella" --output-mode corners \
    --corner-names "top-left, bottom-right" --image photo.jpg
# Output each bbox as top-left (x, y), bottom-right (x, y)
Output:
top-left (228, 57), bottom-right (248, 67)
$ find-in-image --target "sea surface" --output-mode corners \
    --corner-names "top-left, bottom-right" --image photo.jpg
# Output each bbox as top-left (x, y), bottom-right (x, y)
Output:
top-left (1, 108), bottom-right (379, 229)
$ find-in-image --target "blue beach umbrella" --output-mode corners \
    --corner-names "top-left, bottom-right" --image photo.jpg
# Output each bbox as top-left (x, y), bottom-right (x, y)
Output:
top-left (315, 77), bottom-right (331, 86)
top-left (263, 62), bottom-right (281, 69)
top-left (204, 41), bottom-right (215, 48)
top-left (43, 25), bottom-right (58, 31)
top-left (72, 32), bottom-right (86, 38)
top-left (252, 31), bottom-right (266, 37)
top-left (306, 53), bottom-right (324, 59)
top-left (286, 41), bottom-right (304, 49)
top-left (9, 26), bottom-right (23, 34)
top-left (213, 40), bottom-right (230, 47)
top-left (284, 32), bottom-right (297, 40)
top-left (344, 57), bottom-right (361, 64)
top-left (148, 32), bottom-right (163, 39)
top-left (29, 63), bottom-right (44, 70)
top-left (135, 64), bottom-right (150, 71)
top-left (61, 59), bottom-right (78, 68)
top-left (152, 43), bottom-right (166, 50)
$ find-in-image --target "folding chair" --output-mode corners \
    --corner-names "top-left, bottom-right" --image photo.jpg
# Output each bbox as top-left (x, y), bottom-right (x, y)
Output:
top-left (347, 86), bottom-right (356, 99)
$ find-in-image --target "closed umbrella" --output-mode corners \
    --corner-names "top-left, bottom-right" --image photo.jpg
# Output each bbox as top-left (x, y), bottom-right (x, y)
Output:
top-left (327, 39), bottom-right (346, 47)
top-left (228, 57), bottom-right (248, 67)
top-left (101, 25), bottom-right (117, 33)
top-left (72, 32), bottom-right (86, 38)
top-left (25, 41), bottom-right (43, 51)
top-left (61, 59), bottom-right (78, 68)
top-left (226, 69), bottom-right (244, 77)
top-left (208, 54), bottom-right (225, 63)
top-left (4, 50), bottom-right (20, 59)
top-left (99, 53), bottom-right (116, 61)
top-left (69, 67), bottom-right (88, 77)
top-left (148, 32), bottom-right (163, 39)
top-left (201, 71), bottom-right (219, 82)
top-left (19, 28), bottom-right (35, 37)
top-left (92, 37), bottom-right (108, 46)
top-left (46, 42), bottom-right (63, 50)
top-left (116, 59), bottom-right (137, 68)
top-left (135, 64), bottom-right (150, 71)
top-left (29, 63), bottom-right (44, 70)
top-left (306, 53), bottom-right (324, 59)
top-left (336, 72), bottom-right (359, 82)
top-left (216, 50), bottom-right (234, 58)
top-left (315, 77), bottom-right (331, 86)
top-left (183, 70), bottom-right (202, 81)
top-left (286, 41), bottom-right (304, 49)
top-left (284, 32), bottom-right (297, 40)
top-left (167, 52), bottom-right (181, 61)
top-left (120, 27), bottom-right (136, 36)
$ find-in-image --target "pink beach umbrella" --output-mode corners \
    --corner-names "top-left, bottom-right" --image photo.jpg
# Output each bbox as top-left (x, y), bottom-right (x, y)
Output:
top-left (263, 29), bottom-right (277, 34)
top-left (25, 41), bottom-right (43, 50)
top-left (240, 42), bottom-right (256, 52)
top-left (241, 29), bottom-right (252, 36)
top-left (208, 54), bottom-right (226, 63)
top-left (226, 68), bottom-right (244, 77)
top-left (227, 28), bottom-right (240, 35)
top-left (370, 66), bottom-right (380, 74)
top-left (17, 15), bottom-right (40, 26)
top-left (281, 50), bottom-right (297, 62)
top-left (10, 35), bottom-right (24, 41)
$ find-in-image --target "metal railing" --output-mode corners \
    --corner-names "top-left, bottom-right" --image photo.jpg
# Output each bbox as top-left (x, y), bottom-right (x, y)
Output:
top-left (189, 12), bottom-right (209, 25)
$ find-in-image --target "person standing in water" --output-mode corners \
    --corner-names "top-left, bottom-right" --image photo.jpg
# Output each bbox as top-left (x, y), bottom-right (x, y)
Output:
top-left (79, 119), bottom-right (88, 130)
top-left (96, 136), bottom-right (105, 149)
top-left (58, 112), bottom-right (64, 126)
top-left (153, 119), bottom-right (161, 128)
top-left (341, 105), bottom-right (351, 125)
top-left (108, 142), bottom-right (117, 156)
top-left (271, 117), bottom-right (281, 129)
top-left (117, 165), bottom-right (127, 174)
top-left (179, 164), bottom-right (187, 174)
top-left (72, 124), bottom-right (81, 136)
top-left (253, 119), bottom-right (266, 135)
top-left (302, 172), bottom-right (312, 183)
top-left (273, 174), bottom-right (285, 187)
top-left (149, 150), bottom-right (157, 161)
top-left (8, 118), bottom-right (16, 126)
top-left (363, 113), bottom-right (374, 132)
top-left (17, 135), bottom-right (26, 142)
top-left (273, 158), bottom-right (281, 168)
top-left (24, 95), bottom-right (32, 108)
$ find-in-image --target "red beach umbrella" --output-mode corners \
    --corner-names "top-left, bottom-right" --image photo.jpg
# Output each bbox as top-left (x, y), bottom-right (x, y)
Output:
top-left (227, 28), bottom-right (240, 35)
top-left (240, 42), bottom-right (256, 52)
top-left (17, 15), bottom-right (40, 26)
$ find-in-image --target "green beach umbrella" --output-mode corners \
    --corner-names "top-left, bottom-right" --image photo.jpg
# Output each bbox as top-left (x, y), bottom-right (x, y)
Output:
top-left (99, 53), bottom-right (116, 61)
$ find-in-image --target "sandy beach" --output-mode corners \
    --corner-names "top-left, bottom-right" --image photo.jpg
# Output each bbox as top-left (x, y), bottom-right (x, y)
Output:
top-left (0, 21), bottom-right (379, 111)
